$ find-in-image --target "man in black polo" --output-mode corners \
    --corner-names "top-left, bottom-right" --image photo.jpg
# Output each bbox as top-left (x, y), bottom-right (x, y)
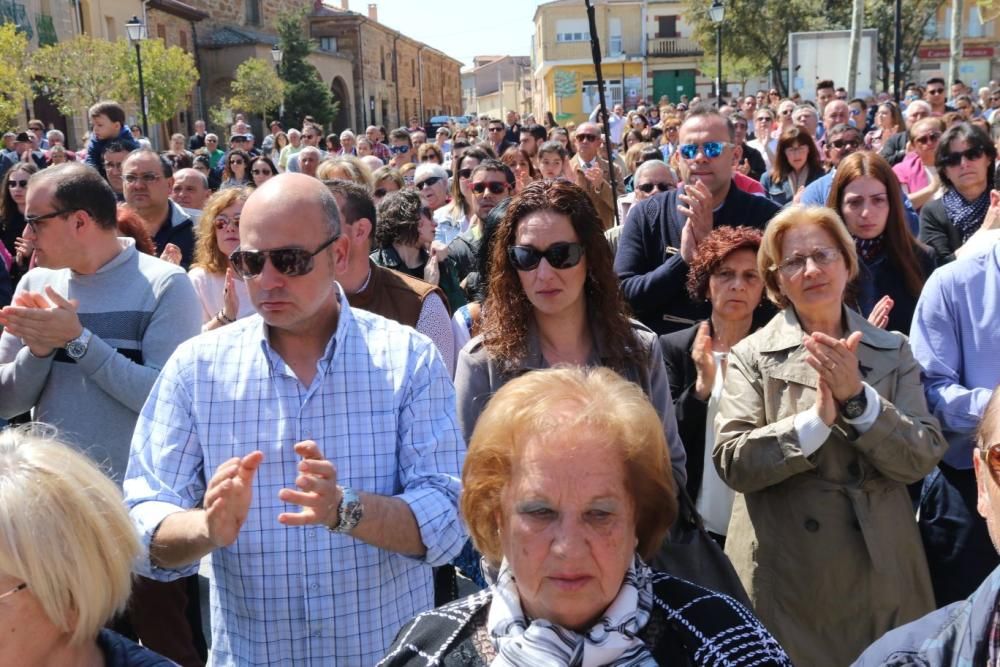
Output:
top-left (615, 105), bottom-right (780, 335)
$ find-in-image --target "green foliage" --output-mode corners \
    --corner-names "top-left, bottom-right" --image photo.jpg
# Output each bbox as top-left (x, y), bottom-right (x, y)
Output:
top-left (859, 0), bottom-right (943, 92)
top-left (229, 58), bottom-right (285, 117)
top-left (275, 9), bottom-right (337, 128)
top-left (31, 34), bottom-right (123, 117)
top-left (0, 23), bottom-right (31, 129)
top-left (119, 38), bottom-right (199, 125)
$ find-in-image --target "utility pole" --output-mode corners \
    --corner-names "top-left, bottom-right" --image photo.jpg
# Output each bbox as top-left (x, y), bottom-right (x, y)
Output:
top-left (948, 0), bottom-right (964, 88)
top-left (846, 0), bottom-right (864, 98)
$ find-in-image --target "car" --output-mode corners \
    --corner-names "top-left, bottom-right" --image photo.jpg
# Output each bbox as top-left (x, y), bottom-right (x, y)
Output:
top-left (425, 116), bottom-right (452, 135)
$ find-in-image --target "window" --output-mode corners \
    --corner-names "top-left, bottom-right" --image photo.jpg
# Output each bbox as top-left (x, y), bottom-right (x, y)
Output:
top-left (319, 36), bottom-right (337, 52)
top-left (555, 18), bottom-right (590, 43)
top-left (657, 16), bottom-right (678, 38)
top-left (582, 79), bottom-right (623, 113)
top-left (179, 29), bottom-right (188, 51)
top-left (380, 47), bottom-right (386, 79)
top-left (411, 62), bottom-right (416, 87)
top-left (104, 15), bottom-right (116, 39)
top-left (608, 17), bottom-right (622, 53)
top-left (156, 24), bottom-right (165, 40)
top-left (246, 0), bottom-right (260, 26)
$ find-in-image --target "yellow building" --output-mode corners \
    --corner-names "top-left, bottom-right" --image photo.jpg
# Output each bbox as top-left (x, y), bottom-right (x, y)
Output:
top-left (532, 0), bottom-right (645, 126)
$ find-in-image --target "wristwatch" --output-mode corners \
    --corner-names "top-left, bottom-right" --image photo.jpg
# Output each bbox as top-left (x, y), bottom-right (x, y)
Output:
top-left (328, 486), bottom-right (364, 534)
top-left (840, 386), bottom-right (868, 420)
top-left (65, 328), bottom-right (92, 361)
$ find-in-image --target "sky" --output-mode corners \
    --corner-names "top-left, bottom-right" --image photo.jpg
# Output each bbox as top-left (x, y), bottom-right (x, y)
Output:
top-left (346, 0), bottom-right (539, 68)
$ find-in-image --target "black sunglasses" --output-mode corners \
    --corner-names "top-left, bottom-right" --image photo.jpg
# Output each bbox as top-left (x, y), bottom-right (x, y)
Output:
top-left (416, 176), bottom-right (443, 190)
top-left (7, 179), bottom-right (28, 189)
top-left (576, 133), bottom-right (598, 142)
top-left (941, 146), bottom-right (986, 167)
top-left (472, 181), bottom-right (508, 195)
top-left (829, 138), bottom-right (861, 150)
top-left (229, 235), bottom-right (340, 279)
top-left (373, 188), bottom-right (389, 198)
top-left (508, 242), bottom-right (585, 271)
top-left (230, 159), bottom-right (245, 165)
top-left (636, 181), bottom-right (673, 194)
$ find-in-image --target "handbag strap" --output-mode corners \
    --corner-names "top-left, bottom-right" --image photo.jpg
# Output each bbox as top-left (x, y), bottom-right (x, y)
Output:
top-left (676, 483), bottom-right (707, 532)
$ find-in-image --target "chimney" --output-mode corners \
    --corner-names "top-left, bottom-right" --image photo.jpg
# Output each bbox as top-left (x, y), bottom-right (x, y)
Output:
top-left (340, 0), bottom-right (348, 8)
top-left (367, 3), bottom-right (377, 21)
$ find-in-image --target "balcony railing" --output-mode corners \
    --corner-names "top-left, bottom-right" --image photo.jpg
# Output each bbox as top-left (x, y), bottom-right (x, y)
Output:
top-left (647, 37), bottom-right (702, 57)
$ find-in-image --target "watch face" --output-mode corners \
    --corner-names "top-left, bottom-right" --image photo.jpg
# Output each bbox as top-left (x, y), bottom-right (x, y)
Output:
top-left (66, 341), bottom-right (87, 359)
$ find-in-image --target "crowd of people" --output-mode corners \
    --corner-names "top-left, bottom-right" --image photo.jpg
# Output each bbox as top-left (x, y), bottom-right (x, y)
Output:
top-left (0, 73), bottom-right (1000, 666)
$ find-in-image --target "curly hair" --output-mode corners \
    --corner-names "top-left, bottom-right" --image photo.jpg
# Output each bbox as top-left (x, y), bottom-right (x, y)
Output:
top-left (480, 179), bottom-right (647, 377)
top-left (686, 226), bottom-right (763, 301)
top-left (374, 189), bottom-right (423, 248)
top-left (192, 187), bottom-right (252, 274)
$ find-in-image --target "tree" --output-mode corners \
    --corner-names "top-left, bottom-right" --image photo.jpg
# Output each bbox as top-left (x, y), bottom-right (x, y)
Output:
top-left (31, 34), bottom-right (123, 116)
top-left (275, 10), bottom-right (337, 129)
top-left (684, 0), bottom-right (826, 96)
top-left (228, 58), bottom-right (285, 119)
top-left (119, 38), bottom-right (199, 125)
top-left (0, 23), bottom-right (31, 129)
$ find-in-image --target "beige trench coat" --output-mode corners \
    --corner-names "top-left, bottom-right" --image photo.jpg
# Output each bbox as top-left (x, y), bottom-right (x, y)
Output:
top-left (714, 307), bottom-right (948, 667)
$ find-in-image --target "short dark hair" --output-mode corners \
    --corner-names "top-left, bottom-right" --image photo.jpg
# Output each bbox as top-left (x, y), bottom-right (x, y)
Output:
top-left (88, 101), bottom-right (126, 126)
top-left (521, 124), bottom-right (547, 142)
top-left (374, 189), bottom-right (423, 247)
top-left (682, 104), bottom-right (736, 141)
top-left (388, 128), bottom-right (412, 147)
top-left (926, 77), bottom-right (945, 87)
top-left (537, 140), bottom-right (568, 160)
top-left (125, 148), bottom-right (173, 178)
top-left (816, 79), bottom-right (835, 91)
top-left (103, 140), bottom-right (132, 156)
top-left (31, 163), bottom-right (118, 230)
top-left (324, 179), bottom-right (376, 231)
top-left (471, 158), bottom-right (515, 185)
top-left (935, 122), bottom-right (997, 191)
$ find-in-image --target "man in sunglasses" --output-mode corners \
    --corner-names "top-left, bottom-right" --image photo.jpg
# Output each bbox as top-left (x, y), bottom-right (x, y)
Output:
top-left (925, 77), bottom-right (955, 117)
top-left (0, 162), bottom-right (203, 663)
top-left (122, 149), bottom-right (197, 269)
top-left (570, 121), bottom-right (618, 230)
top-left (855, 389), bottom-right (1000, 665)
top-left (615, 105), bottom-right (780, 335)
top-left (486, 118), bottom-right (515, 158)
top-left (447, 160), bottom-right (515, 283)
top-left (123, 172), bottom-right (465, 666)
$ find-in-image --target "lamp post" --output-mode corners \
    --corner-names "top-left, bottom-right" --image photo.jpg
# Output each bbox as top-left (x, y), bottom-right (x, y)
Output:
top-left (709, 0), bottom-right (725, 108)
top-left (125, 16), bottom-right (148, 139)
top-left (271, 45), bottom-right (284, 123)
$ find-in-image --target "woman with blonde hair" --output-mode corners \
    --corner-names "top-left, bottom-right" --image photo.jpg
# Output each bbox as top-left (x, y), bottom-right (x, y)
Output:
top-left (0, 424), bottom-right (171, 665)
top-left (188, 187), bottom-right (255, 330)
top-left (417, 142), bottom-right (444, 165)
top-left (316, 154), bottom-right (374, 189)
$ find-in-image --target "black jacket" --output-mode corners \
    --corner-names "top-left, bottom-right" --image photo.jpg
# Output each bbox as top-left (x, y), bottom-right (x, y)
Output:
top-left (615, 183), bottom-right (779, 335)
top-left (739, 142), bottom-right (767, 181)
top-left (918, 196), bottom-right (984, 265)
top-left (851, 243), bottom-right (936, 334)
top-left (97, 629), bottom-right (175, 666)
top-left (660, 323), bottom-right (710, 501)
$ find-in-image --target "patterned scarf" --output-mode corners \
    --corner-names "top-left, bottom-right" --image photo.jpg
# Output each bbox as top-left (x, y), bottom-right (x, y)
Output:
top-left (487, 555), bottom-right (657, 667)
top-left (853, 234), bottom-right (885, 263)
top-left (942, 187), bottom-right (991, 243)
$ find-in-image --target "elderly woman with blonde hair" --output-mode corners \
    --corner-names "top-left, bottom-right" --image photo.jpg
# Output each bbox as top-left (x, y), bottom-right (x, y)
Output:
top-left (316, 154), bottom-right (374, 189)
top-left (380, 367), bottom-right (792, 666)
top-left (714, 205), bottom-right (948, 666)
top-left (0, 425), bottom-right (172, 665)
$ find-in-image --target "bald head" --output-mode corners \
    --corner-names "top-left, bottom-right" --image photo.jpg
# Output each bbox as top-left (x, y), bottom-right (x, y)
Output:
top-left (246, 173), bottom-right (340, 241)
top-left (171, 168), bottom-right (210, 210)
top-left (823, 100), bottom-right (850, 129)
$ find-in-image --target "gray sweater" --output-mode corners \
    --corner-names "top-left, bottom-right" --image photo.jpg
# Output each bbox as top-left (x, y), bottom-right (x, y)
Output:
top-left (0, 240), bottom-right (201, 481)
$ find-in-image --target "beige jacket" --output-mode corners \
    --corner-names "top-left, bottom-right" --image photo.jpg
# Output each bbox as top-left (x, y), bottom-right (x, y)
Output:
top-left (714, 307), bottom-right (947, 667)
top-left (570, 154), bottom-right (619, 230)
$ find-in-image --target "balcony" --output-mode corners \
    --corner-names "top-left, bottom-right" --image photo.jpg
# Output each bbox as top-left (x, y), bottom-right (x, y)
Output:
top-left (647, 37), bottom-right (702, 57)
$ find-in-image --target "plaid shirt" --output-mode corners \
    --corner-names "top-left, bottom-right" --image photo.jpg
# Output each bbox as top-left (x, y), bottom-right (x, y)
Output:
top-left (124, 292), bottom-right (466, 666)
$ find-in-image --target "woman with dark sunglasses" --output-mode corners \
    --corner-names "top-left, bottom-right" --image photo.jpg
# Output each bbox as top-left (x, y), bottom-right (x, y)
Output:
top-left (220, 149), bottom-right (252, 190)
top-left (248, 155), bottom-right (277, 188)
top-left (455, 178), bottom-right (687, 489)
top-left (370, 189), bottom-right (466, 314)
top-left (0, 162), bottom-right (39, 283)
top-left (919, 123), bottom-right (999, 264)
top-left (436, 147), bottom-right (491, 243)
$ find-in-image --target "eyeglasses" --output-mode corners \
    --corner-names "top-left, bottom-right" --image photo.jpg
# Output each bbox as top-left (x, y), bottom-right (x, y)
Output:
top-left (416, 176), bottom-right (443, 190)
top-left (229, 159), bottom-right (245, 165)
top-left (849, 108), bottom-right (862, 116)
top-left (488, 127), bottom-right (505, 133)
top-left (927, 88), bottom-right (945, 95)
top-left (251, 169), bottom-right (272, 176)
top-left (389, 145), bottom-right (409, 154)
top-left (229, 235), bottom-right (340, 279)
top-left (941, 146), bottom-right (986, 167)
top-left (508, 242), bottom-right (585, 271)
top-left (7, 179), bottom-right (27, 189)
top-left (774, 246), bottom-right (841, 276)
top-left (0, 582), bottom-right (27, 601)
top-left (979, 445), bottom-right (1000, 485)
top-left (104, 160), bottom-right (124, 171)
top-left (829, 138), bottom-right (861, 150)
top-left (914, 132), bottom-right (941, 146)
top-left (214, 215), bottom-right (240, 230)
top-left (575, 133), bottom-right (598, 142)
top-left (678, 141), bottom-right (731, 160)
top-left (471, 181), bottom-right (509, 195)
top-left (780, 109), bottom-right (793, 116)
top-left (123, 173), bottom-right (163, 185)
top-left (458, 168), bottom-right (474, 179)
top-left (25, 208), bottom-right (75, 233)
top-left (206, 138), bottom-right (218, 143)
top-left (636, 181), bottom-right (673, 194)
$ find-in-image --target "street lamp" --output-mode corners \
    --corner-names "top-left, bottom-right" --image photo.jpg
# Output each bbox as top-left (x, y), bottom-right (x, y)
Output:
top-left (709, 0), bottom-right (725, 108)
top-left (271, 45), bottom-right (284, 122)
top-left (125, 16), bottom-right (148, 139)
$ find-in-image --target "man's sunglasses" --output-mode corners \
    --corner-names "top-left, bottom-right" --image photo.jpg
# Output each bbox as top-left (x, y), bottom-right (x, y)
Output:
top-left (488, 127), bottom-right (505, 133)
top-left (508, 242), bottom-right (585, 271)
top-left (636, 181), bottom-right (673, 194)
top-left (389, 145), bottom-right (409, 154)
top-left (416, 176), bottom-right (443, 190)
top-left (927, 88), bottom-right (945, 95)
top-left (576, 133), bottom-right (598, 142)
top-left (472, 181), bottom-right (509, 195)
top-left (678, 142), bottom-right (730, 160)
top-left (941, 146), bottom-right (986, 167)
top-left (914, 132), bottom-right (941, 146)
top-left (829, 138), bottom-right (861, 150)
top-left (229, 235), bottom-right (340, 279)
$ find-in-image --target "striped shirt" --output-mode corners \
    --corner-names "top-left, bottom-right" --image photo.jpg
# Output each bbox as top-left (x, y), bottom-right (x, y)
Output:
top-left (124, 291), bottom-right (466, 665)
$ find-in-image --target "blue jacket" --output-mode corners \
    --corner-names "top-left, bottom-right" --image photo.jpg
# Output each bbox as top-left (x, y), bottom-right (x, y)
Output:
top-left (853, 564), bottom-right (1000, 666)
top-left (97, 629), bottom-right (175, 666)
top-left (85, 126), bottom-right (140, 178)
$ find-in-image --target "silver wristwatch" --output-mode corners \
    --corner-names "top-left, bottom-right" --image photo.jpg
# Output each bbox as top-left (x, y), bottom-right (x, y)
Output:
top-left (65, 328), bottom-right (92, 360)
top-left (328, 486), bottom-right (363, 534)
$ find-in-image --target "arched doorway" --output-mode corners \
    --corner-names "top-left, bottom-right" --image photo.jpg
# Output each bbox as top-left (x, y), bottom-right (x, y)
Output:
top-left (330, 76), bottom-right (351, 133)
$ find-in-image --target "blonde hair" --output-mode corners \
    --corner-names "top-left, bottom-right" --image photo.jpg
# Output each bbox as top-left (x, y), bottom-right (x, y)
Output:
top-left (193, 187), bottom-right (251, 274)
top-left (0, 425), bottom-right (140, 644)
top-left (316, 155), bottom-right (373, 189)
top-left (461, 367), bottom-right (677, 567)
top-left (758, 205), bottom-right (859, 308)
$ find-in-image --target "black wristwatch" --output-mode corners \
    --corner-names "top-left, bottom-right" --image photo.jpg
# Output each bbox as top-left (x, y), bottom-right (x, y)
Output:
top-left (840, 386), bottom-right (868, 420)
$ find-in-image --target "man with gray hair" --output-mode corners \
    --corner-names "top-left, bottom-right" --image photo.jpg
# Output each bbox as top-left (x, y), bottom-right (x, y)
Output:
top-left (298, 145), bottom-right (323, 178)
top-left (124, 173), bottom-right (465, 665)
top-left (339, 129), bottom-right (357, 155)
top-left (287, 125), bottom-right (326, 173)
top-left (170, 168), bottom-right (211, 220)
